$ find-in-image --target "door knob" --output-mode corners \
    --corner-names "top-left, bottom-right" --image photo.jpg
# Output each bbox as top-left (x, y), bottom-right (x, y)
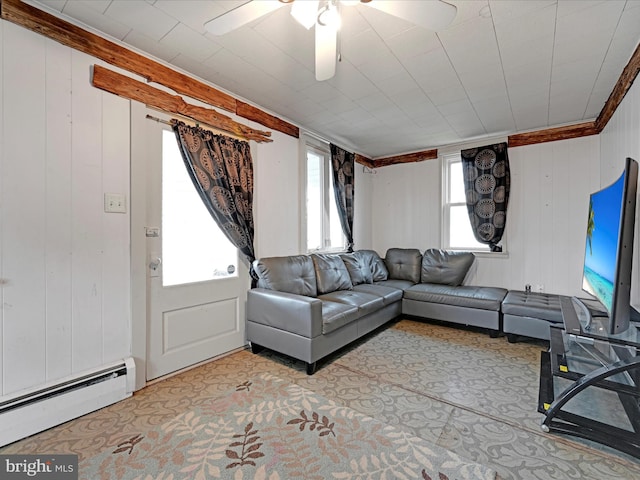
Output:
top-left (149, 257), bottom-right (162, 271)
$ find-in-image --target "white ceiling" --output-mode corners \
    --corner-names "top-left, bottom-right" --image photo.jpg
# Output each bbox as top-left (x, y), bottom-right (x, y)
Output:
top-left (31, 0), bottom-right (640, 158)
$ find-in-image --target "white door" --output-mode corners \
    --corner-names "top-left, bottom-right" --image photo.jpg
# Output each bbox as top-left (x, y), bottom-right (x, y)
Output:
top-left (145, 114), bottom-right (248, 380)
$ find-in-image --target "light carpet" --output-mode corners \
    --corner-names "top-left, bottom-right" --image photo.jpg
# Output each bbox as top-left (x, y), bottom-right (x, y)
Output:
top-left (4, 320), bottom-right (640, 479)
top-left (79, 373), bottom-right (496, 480)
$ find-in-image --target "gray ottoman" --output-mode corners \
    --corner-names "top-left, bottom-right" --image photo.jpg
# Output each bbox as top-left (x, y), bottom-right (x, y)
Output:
top-left (502, 291), bottom-right (568, 342)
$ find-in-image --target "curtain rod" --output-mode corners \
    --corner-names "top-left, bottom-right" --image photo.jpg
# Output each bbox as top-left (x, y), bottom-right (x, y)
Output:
top-left (145, 114), bottom-right (246, 141)
top-left (301, 130), bottom-right (329, 145)
top-left (300, 129), bottom-right (364, 158)
top-left (145, 114), bottom-right (172, 126)
top-left (146, 113), bottom-right (205, 130)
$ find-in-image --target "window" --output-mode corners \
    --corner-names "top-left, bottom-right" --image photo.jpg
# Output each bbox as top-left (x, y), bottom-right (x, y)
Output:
top-left (161, 129), bottom-right (237, 286)
top-left (303, 140), bottom-right (345, 252)
top-left (442, 153), bottom-right (490, 252)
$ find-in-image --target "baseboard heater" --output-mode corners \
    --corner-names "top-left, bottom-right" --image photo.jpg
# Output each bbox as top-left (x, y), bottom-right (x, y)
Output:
top-left (0, 357), bottom-right (136, 447)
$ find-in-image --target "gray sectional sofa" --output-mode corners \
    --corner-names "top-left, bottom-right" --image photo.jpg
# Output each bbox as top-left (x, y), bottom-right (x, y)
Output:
top-left (247, 248), bottom-right (508, 374)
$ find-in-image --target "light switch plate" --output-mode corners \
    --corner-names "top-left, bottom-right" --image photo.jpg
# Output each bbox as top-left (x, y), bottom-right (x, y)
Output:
top-left (104, 193), bottom-right (126, 213)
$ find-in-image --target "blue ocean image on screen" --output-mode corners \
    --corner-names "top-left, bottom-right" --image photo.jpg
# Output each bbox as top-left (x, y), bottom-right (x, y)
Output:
top-left (582, 172), bottom-right (625, 313)
top-left (582, 266), bottom-right (613, 310)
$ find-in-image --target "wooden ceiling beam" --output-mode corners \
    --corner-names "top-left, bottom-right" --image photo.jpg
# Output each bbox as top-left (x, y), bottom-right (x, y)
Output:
top-left (595, 41), bottom-right (640, 132)
top-left (372, 149), bottom-right (438, 168)
top-left (0, 0), bottom-right (235, 112)
top-left (508, 42), bottom-right (639, 149)
top-left (236, 101), bottom-right (299, 138)
top-left (0, 0), bottom-right (298, 138)
top-left (508, 122), bottom-right (599, 148)
top-left (355, 154), bottom-right (375, 168)
top-left (92, 65), bottom-right (272, 143)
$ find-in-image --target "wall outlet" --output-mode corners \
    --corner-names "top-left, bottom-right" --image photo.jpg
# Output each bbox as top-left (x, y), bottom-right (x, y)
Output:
top-left (104, 193), bottom-right (126, 213)
top-left (145, 227), bottom-right (160, 237)
top-left (536, 284), bottom-right (545, 293)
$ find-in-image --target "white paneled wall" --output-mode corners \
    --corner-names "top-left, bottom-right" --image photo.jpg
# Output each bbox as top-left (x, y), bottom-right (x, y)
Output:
top-left (600, 78), bottom-right (640, 309)
top-left (353, 165), bottom-right (373, 251)
top-left (476, 136), bottom-right (600, 295)
top-left (253, 132), bottom-right (301, 257)
top-left (0, 23), bottom-right (131, 396)
top-left (371, 160), bottom-right (441, 254)
top-left (371, 136), bottom-right (601, 296)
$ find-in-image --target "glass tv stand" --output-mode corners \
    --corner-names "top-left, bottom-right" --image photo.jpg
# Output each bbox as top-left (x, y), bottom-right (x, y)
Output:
top-left (538, 297), bottom-right (640, 458)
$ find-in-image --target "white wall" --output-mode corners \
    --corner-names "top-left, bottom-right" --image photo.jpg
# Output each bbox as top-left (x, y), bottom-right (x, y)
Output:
top-left (600, 77), bottom-right (640, 309)
top-left (371, 135), bottom-right (601, 296)
top-left (353, 165), bottom-right (373, 250)
top-left (253, 132), bottom-right (301, 257)
top-left (0, 22), bottom-right (131, 396)
top-left (478, 136), bottom-right (600, 295)
top-left (371, 160), bottom-right (442, 254)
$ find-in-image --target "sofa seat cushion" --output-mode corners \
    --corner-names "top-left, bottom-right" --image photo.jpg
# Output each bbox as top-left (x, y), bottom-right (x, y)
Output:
top-left (404, 284), bottom-right (508, 311)
top-left (254, 255), bottom-right (317, 297)
top-left (312, 253), bottom-right (353, 294)
top-left (320, 300), bottom-right (360, 335)
top-left (502, 291), bottom-right (568, 322)
top-left (375, 279), bottom-right (416, 291)
top-left (352, 283), bottom-right (403, 305)
top-left (319, 291), bottom-right (385, 317)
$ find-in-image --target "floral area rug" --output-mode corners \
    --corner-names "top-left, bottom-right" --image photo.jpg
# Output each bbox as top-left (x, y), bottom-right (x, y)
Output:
top-left (80, 373), bottom-right (496, 480)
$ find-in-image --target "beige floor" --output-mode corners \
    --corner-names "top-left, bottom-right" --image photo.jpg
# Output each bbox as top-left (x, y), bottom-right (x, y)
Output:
top-left (2, 319), bottom-right (639, 479)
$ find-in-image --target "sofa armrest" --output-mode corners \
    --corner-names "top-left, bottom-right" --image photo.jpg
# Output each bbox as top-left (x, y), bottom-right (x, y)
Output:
top-left (247, 288), bottom-right (323, 338)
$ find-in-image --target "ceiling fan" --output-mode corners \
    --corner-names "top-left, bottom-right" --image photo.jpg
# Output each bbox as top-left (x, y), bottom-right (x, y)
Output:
top-left (204, 1), bottom-right (457, 81)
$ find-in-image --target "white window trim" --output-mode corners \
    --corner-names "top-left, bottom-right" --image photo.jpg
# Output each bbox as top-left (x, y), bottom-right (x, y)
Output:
top-left (300, 134), bottom-right (346, 254)
top-left (441, 152), bottom-right (508, 255)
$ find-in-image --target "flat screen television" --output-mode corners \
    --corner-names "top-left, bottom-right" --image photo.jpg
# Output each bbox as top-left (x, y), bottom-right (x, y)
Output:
top-left (580, 157), bottom-right (638, 334)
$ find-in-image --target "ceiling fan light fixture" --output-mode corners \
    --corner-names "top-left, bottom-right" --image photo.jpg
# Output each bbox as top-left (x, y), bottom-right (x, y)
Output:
top-left (291, 0), bottom-right (319, 29)
top-left (206, 0), bottom-right (457, 82)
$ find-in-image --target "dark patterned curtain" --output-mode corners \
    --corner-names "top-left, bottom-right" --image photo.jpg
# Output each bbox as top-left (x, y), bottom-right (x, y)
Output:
top-left (172, 120), bottom-right (257, 283)
top-left (329, 144), bottom-right (355, 252)
top-left (460, 142), bottom-right (510, 252)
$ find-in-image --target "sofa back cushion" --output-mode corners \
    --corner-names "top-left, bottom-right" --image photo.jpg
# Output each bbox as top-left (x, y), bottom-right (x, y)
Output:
top-left (254, 255), bottom-right (317, 297)
top-left (358, 250), bottom-right (388, 282)
top-left (340, 252), bottom-right (373, 285)
top-left (312, 254), bottom-right (353, 294)
top-left (421, 249), bottom-right (475, 286)
top-left (385, 248), bottom-right (422, 283)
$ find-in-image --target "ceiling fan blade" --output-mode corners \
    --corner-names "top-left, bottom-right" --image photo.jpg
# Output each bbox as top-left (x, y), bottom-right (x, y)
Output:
top-left (204, 1), bottom-right (286, 35)
top-left (315, 22), bottom-right (337, 81)
top-left (365, 0), bottom-right (457, 31)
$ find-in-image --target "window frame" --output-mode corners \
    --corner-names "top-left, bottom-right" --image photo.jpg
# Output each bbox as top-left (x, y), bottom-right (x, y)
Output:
top-left (442, 152), bottom-right (506, 254)
top-left (301, 136), bottom-right (346, 253)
